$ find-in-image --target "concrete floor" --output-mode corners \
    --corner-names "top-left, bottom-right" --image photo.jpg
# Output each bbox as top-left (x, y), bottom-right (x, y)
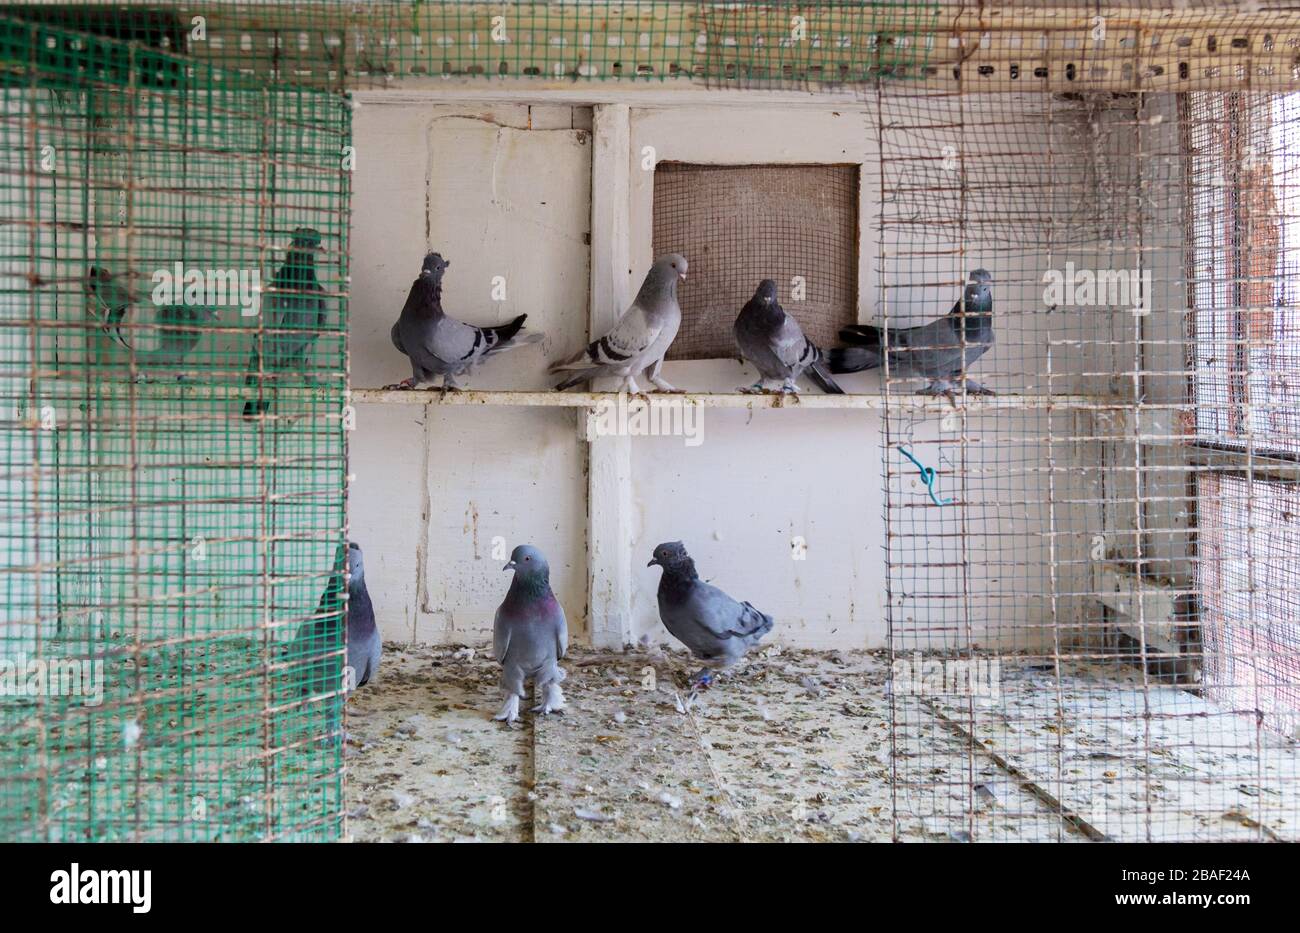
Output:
top-left (343, 645), bottom-right (1300, 842)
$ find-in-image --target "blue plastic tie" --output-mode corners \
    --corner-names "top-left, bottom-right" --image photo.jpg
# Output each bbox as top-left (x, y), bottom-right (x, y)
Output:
top-left (898, 446), bottom-right (952, 507)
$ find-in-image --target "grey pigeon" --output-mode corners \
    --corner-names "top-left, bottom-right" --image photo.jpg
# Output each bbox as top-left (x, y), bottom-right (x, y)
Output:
top-left (138, 302), bottom-right (217, 373)
top-left (550, 253), bottom-right (687, 393)
top-left (734, 279), bottom-right (843, 394)
top-left (648, 541), bottom-right (774, 687)
top-left (828, 268), bottom-right (995, 396)
top-left (243, 227), bottom-right (327, 419)
top-left (492, 544), bottom-right (567, 724)
top-left (292, 542), bottom-right (382, 739)
top-left (385, 252), bottom-right (543, 395)
top-left (84, 266), bottom-right (133, 350)
top-left (85, 266), bottom-right (216, 376)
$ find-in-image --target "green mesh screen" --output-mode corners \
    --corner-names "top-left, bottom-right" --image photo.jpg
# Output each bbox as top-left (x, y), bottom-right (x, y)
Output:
top-left (0, 15), bottom-right (351, 841)
top-left (0, 1), bottom-right (941, 89)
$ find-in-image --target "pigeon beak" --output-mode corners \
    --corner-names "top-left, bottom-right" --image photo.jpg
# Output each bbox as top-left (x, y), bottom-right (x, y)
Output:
top-left (503, 561), bottom-right (516, 572)
top-left (647, 558), bottom-right (659, 567)
top-left (677, 272), bottom-right (687, 283)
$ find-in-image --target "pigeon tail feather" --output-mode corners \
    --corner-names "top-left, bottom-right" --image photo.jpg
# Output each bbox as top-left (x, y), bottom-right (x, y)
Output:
top-left (805, 362), bottom-right (845, 394)
top-left (827, 346), bottom-right (880, 374)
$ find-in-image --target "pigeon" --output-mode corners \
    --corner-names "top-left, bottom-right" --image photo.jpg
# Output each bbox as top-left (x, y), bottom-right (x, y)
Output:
top-left (384, 252), bottom-right (543, 395)
top-left (291, 542), bottom-right (382, 739)
top-left (85, 266), bottom-right (216, 376)
top-left (492, 544), bottom-right (568, 724)
top-left (733, 279), bottom-right (844, 394)
top-left (647, 541), bottom-right (774, 688)
top-left (84, 266), bottom-right (134, 350)
top-left (550, 253), bottom-right (687, 393)
top-left (137, 302), bottom-right (217, 373)
top-left (828, 268), bottom-right (995, 396)
top-left (243, 227), bottom-right (327, 419)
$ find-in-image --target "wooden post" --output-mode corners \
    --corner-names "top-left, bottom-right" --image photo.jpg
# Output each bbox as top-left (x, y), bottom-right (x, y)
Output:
top-left (585, 104), bottom-right (634, 649)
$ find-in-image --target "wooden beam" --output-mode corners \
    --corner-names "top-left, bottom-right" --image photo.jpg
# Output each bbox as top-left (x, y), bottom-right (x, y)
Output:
top-left (585, 103), bottom-right (633, 649)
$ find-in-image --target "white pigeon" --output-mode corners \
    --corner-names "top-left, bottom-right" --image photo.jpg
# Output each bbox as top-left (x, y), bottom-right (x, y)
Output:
top-left (550, 253), bottom-right (687, 393)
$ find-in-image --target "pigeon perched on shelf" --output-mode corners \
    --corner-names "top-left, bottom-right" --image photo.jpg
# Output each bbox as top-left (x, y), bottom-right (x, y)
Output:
top-left (138, 303), bottom-right (218, 373)
top-left (292, 542), bottom-right (382, 740)
top-left (647, 541), bottom-right (775, 689)
top-left (734, 279), bottom-right (844, 394)
top-left (828, 268), bottom-right (995, 397)
top-left (492, 544), bottom-right (568, 725)
top-left (550, 253), bottom-right (687, 393)
top-left (84, 267), bottom-right (217, 376)
top-left (384, 252), bottom-right (543, 395)
top-left (243, 227), bottom-right (327, 419)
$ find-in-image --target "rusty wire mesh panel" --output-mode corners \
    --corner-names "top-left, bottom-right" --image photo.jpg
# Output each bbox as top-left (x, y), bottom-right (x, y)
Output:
top-left (0, 15), bottom-right (351, 841)
top-left (1199, 473), bottom-right (1300, 741)
top-left (877, 73), bottom-right (1300, 841)
top-left (653, 162), bottom-right (858, 361)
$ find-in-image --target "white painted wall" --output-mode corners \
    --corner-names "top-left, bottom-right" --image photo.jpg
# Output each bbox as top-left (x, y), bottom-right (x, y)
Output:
top-left (348, 100), bottom-right (591, 644)
top-left (346, 91), bottom-right (1148, 653)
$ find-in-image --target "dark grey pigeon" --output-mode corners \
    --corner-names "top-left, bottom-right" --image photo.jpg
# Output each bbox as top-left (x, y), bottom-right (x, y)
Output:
top-left (734, 279), bottom-right (843, 394)
top-left (85, 267), bottom-right (216, 376)
top-left (292, 542), bottom-right (382, 741)
top-left (648, 541), bottom-right (774, 688)
top-left (829, 268), bottom-right (994, 396)
top-left (138, 303), bottom-right (218, 373)
top-left (492, 544), bottom-right (568, 724)
top-left (385, 252), bottom-right (543, 396)
top-left (550, 253), bottom-right (687, 393)
top-left (243, 227), bottom-right (327, 419)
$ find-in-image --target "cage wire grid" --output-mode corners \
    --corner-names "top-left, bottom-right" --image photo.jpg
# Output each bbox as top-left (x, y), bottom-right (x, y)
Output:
top-left (0, 0), bottom-right (1299, 844)
top-left (0, 15), bottom-right (352, 841)
top-left (873, 72), bottom-right (1300, 839)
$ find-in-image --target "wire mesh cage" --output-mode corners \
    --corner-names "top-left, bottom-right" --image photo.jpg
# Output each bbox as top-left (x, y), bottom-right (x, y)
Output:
top-left (876, 77), bottom-right (1300, 840)
top-left (0, 14), bottom-right (351, 841)
top-left (1, 0), bottom-right (1300, 846)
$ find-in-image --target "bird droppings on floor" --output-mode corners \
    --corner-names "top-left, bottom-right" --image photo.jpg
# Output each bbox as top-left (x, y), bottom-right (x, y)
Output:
top-left (344, 645), bottom-right (1300, 842)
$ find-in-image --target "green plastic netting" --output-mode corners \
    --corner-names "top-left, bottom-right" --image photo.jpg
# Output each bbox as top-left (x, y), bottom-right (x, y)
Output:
top-left (0, 14), bottom-right (351, 841)
top-left (0, 1), bottom-right (942, 89)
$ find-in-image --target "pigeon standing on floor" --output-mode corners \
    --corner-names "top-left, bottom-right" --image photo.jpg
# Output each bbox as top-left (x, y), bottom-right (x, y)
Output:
top-left (292, 542), bottom-right (382, 741)
top-left (492, 544), bottom-right (568, 724)
top-left (84, 266), bottom-right (134, 350)
top-left (243, 227), bottom-right (327, 419)
top-left (384, 252), bottom-right (543, 395)
top-left (550, 253), bottom-right (687, 393)
top-left (734, 279), bottom-right (844, 394)
top-left (828, 268), bottom-right (995, 396)
top-left (648, 541), bottom-right (775, 688)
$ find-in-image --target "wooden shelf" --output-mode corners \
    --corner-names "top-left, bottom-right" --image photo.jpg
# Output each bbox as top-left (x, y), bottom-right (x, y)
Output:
top-left (350, 388), bottom-right (1119, 411)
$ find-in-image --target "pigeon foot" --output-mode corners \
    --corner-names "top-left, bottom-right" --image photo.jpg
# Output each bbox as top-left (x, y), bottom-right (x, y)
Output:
top-left (530, 683), bottom-right (566, 715)
top-left (492, 694), bottom-right (521, 724)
